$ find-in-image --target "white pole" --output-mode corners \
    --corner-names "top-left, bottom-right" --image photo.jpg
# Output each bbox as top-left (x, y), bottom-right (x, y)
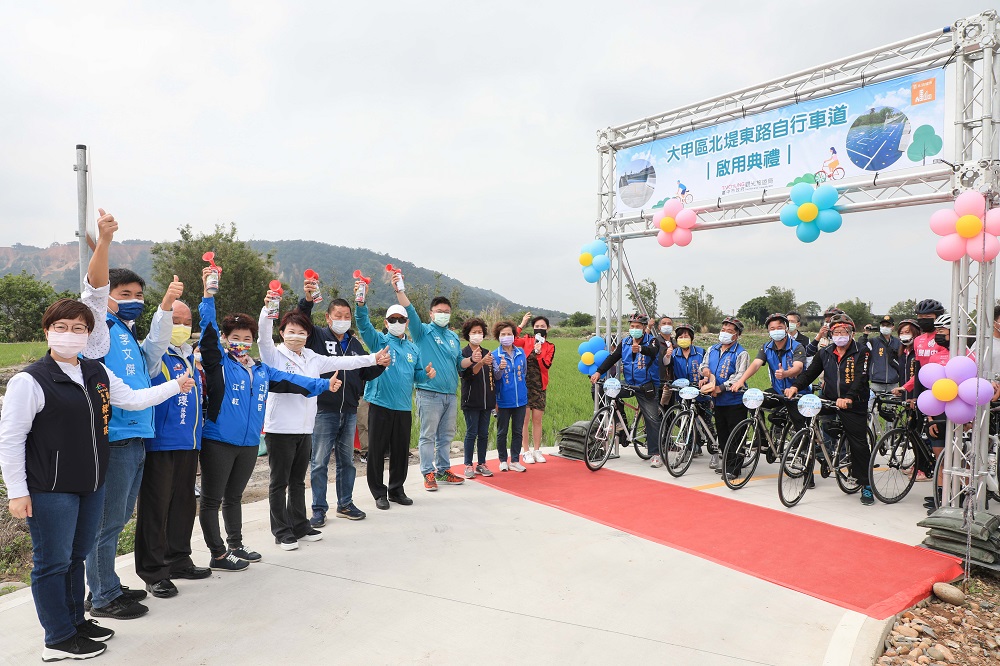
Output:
top-left (74, 144), bottom-right (89, 291)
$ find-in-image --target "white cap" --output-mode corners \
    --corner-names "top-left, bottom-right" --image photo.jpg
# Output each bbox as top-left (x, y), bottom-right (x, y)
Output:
top-left (386, 304), bottom-right (407, 319)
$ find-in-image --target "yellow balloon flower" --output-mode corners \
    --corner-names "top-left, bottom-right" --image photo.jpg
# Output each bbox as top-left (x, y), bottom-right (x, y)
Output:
top-left (931, 378), bottom-right (959, 402)
top-left (956, 214), bottom-right (984, 239)
top-left (579, 253), bottom-right (593, 267)
top-left (797, 203), bottom-right (819, 222)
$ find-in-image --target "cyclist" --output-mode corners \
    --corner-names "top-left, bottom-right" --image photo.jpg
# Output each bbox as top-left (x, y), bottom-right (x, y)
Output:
top-left (785, 314), bottom-right (875, 505)
top-left (729, 313), bottom-right (808, 432)
top-left (823, 147), bottom-right (840, 175)
top-left (892, 319), bottom-right (920, 400)
top-left (676, 180), bottom-right (688, 198)
top-left (701, 317), bottom-right (750, 472)
top-left (911, 298), bottom-right (946, 367)
top-left (591, 314), bottom-right (663, 467)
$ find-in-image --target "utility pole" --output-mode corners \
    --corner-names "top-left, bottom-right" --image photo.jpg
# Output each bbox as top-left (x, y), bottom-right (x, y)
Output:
top-left (74, 144), bottom-right (90, 291)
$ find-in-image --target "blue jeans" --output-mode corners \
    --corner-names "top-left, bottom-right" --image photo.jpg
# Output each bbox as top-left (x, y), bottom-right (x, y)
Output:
top-left (86, 437), bottom-right (144, 608)
top-left (27, 486), bottom-right (106, 645)
top-left (496, 406), bottom-right (526, 463)
top-left (463, 409), bottom-right (490, 465)
top-left (416, 390), bottom-right (457, 475)
top-left (311, 411), bottom-right (358, 512)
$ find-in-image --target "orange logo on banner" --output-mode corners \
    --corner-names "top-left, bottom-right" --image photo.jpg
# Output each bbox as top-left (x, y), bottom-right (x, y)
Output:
top-left (912, 79), bottom-right (936, 105)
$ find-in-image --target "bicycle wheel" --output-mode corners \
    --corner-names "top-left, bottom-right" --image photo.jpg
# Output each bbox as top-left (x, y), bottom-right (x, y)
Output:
top-left (630, 409), bottom-right (651, 460)
top-left (779, 429), bottom-right (813, 507)
top-left (834, 435), bottom-right (862, 494)
top-left (665, 411), bottom-right (696, 477)
top-left (869, 428), bottom-right (917, 504)
top-left (722, 418), bottom-right (760, 490)
top-left (766, 418), bottom-right (792, 464)
top-left (584, 406), bottom-right (615, 471)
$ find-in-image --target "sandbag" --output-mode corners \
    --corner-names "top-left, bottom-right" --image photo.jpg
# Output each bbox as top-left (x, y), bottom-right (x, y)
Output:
top-left (917, 507), bottom-right (1000, 542)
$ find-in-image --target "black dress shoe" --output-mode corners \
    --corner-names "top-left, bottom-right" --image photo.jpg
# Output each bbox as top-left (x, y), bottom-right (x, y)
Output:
top-left (146, 579), bottom-right (178, 598)
top-left (388, 493), bottom-right (413, 506)
top-left (375, 497), bottom-right (390, 510)
top-left (171, 565), bottom-right (212, 580)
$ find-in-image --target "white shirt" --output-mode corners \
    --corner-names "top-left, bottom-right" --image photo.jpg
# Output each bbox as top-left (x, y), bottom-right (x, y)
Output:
top-left (967, 336), bottom-right (1000, 379)
top-left (0, 359), bottom-right (182, 499)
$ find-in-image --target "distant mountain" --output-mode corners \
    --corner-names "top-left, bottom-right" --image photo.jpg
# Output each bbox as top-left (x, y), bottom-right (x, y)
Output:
top-left (0, 240), bottom-right (567, 320)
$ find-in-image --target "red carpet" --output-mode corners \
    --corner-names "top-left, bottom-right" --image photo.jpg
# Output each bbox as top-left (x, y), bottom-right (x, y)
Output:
top-left (458, 456), bottom-right (963, 619)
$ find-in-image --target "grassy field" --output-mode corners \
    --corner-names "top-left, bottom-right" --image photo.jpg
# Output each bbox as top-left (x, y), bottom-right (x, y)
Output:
top-left (0, 342), bottom-right (47, 368)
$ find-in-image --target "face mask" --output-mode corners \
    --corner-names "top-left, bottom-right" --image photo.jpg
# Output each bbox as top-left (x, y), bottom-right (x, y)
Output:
top-left (660, 325), bottom-right (673, 336)
top-left (113, 298), bottom-right (145, 322)
top-left (47, 331), bottom-right (88, 358)
top-left (171, 325), bottom-right (192, 346)
top-left (469, 333), bottom-right (484, 345)
top-left (629, 328), bottom-right (644, 340)
top-left (879, 326), bottom-right (893, 336)
top-left (227, 340), bottom-right (252, 358)
top-left (788, 323), bottom-right (798, 332)
top-left (918, 319), bottom-right (936, 333)
top-left (718, 332), bottom-right (734, 345)
top-left (329, 320), bottom-right (351, 335)
top-left (193, 351), bottom-right (203, 364)
top-left (769, 329), bottom-right (787, 342)
top-left (677, 338), bottom-right (692, 349)
top-left (533, 328), bottom-right (547, 338)
top-left (283, 332), bottom-right (308, 351)
top-left (433, 312), bottom-right (451, 327)
top-left (500, 334), bottom-right (515, 347)
top-left (387, 322), bottom-right (407, 337)
top-left (934, 334), bottom-right (949, 348)
top-left (832, 335), bottom-right (850, 347)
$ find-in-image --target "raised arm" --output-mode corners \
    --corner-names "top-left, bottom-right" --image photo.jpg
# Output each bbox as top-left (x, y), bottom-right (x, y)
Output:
top-left (354, 304), bottom-right (386, 352)
top-left (257, 300), bottom-right (280, 367)
top-left (81, 209), bottom-right (118, 360)
top-left (404, 303), bottom-right (427, 343)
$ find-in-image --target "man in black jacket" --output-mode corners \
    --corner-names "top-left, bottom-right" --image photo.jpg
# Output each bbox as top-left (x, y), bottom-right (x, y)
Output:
top-left (298, 289), bottom-right (386, 526)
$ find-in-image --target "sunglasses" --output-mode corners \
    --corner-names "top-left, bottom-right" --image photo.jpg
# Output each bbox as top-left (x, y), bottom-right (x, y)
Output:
top-left (386, 316), bottom-right (408, 323)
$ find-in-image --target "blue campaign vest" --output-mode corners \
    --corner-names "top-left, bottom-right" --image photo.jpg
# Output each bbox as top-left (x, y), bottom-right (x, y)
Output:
top-left (671, 346), bottom-right (706, 385)
top-left (146, 348), bottom-right (203, 452)
top-left (620, 333), bottom-right (658, 386)
top-left (494, 345), bottom-right (527, 409)
top-left (705, 342), bottom-right (746, 407)
top-left (763, 338), bottom-right (803, 393)
top-left (203, 360), bottom-right (275, 447)
top-left (104, 314), bottom-right (154, 441)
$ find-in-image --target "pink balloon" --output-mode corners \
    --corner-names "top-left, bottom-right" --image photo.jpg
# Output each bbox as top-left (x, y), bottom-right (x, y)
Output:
top-left (657, 230), bottom-right (674, 247)
top-left (967, 233), bottom-right (1000, 262)
top-left (675, 209), bottom-right (697, 229)
top-left (945, 399), bottom-right (977, 424)
top-left (919, 362), bottom-right (947, 388)
top-left (937, 234), bottom-right (967, 261)
top-left (662, 199), bottom-right (684, 217)
top-left (959, 377), bottom-right (994, 406)
top-left (945, 355), bottom-right (977, 383)
top-left (986, 209), bottom-right (1000, 235)
top-left (955, 190), bottom-right (987, 218)
top-left (917, 390), bottom-right (946, 416)
top-left (673, 228), bottom-right (693, 246)
top-left (929, 209), bottom-right (959, 236)
top-left (652, 208), bottom-right (665, 225)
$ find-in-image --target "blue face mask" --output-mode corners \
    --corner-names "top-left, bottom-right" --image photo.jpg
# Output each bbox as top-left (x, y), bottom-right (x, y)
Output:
top-left (769, 329), bottom-right (787, 342)
top-left (114, 299), bottom-right (145, 322)
top-left (629, 329), bottom-right (644, 340)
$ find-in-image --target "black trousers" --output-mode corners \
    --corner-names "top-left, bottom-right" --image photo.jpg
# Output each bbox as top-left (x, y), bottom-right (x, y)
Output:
top-left (265, 433), bottom-right (313, 540)
top-left (839, 409), bottom-right (872, 486)
top-left (717, 403), bottom-right (748, 471)
top-left (134, 449), bottom-right (199, 584)
top-left (367, 403), bottom-right (411, 499)
top-left (199, 439), bottom-right (258, 557)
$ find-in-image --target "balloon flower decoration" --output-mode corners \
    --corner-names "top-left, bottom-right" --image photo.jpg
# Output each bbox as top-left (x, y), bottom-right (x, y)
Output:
top-left (579, 240), bottom-right (610, 283)
top-left (929, 190), bottom-right (1000, 262)
top-left (577, 336), bottom-right (609, 375)
top-left (652, 200), bottom-right (697, 247)
top-left (780, 183), bottom-right (842, 243)
top-left (916, 356), bottom-right (993, 424)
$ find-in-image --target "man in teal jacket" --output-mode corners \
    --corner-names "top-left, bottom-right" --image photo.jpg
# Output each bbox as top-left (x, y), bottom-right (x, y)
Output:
top-left (355, 298), bottom-right (436, 510)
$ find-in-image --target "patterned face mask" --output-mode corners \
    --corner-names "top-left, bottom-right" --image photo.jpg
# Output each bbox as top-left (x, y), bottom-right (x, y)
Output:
top-left (227, 340), bottom-right (253, 358)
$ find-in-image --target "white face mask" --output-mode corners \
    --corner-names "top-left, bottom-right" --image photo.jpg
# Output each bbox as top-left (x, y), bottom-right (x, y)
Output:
top-left (388, 322), bottom-right (407, 337)
top-left (500, 334), bottom-right (515, 347)
top-left (433, 312), bottom-right (451, 327)
top-left (879, 326), bottom-right (893, 336)
top-left (47, 331), bottom-right (88, 358)
top-left (329, 320), bottom-right (351, 335)
top-left (788, 323), bottom-right (797, 332)
top-left (660, 325), bottom-right (673, 336)
top-left (899, 335), bottom-right (913, 344)
top-left (283, 332), bottom-right (308, 351)
top-left (469, 333), bottom-right (484, 345)
top-left (718, 331), bottom-right (734, 345)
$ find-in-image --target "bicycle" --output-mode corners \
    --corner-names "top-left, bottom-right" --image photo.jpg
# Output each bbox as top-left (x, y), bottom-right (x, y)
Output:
top-left (659, 378), bottom-right (719, 478)
top-left (584, 378), bottom-right (650, 471)
top-left (930, 405), bottom-right (1000, 511)
top-left (867, 397), bottom-right (935, 504)
top-left (720, 389), bottom-right (793, 490)
top-left (813, 165), bottom-right (845, 183)
top-left (778, 395), bottom-right (871, 508)
top-left (674, 192), bottom-right (694, 204)
top-left (868, 390), bottom-right (904, 442)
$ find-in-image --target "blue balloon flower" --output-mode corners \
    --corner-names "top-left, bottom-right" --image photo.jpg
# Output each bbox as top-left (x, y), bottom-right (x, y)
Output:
top-left (783, 182), bottom-right (841, 243)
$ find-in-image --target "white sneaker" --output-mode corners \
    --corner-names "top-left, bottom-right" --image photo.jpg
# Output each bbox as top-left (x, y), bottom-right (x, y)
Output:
top-left (709, 453), bottom-right (719, 469)
top-left (499, 461), bottom-right (510, 472)
top-left (650, 455), bottom-right (663, 468)
top-left (522, 450), bottom-right (535, 464)
top-left (510, 462), bottom-right (527, 472)
top-left (534, 450), bottom-right (547, 463)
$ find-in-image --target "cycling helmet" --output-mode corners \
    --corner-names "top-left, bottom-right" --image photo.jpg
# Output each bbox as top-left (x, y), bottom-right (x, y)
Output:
top-left (823, 306), bottom-right (844, 318)
top-left (674, 323), bottom-right (696, 338)
top-left (765, 312), bottom-right (789, 327)
top-left (629, 312), bottom-right (649, 326)
top-left (916, 299), bottom-right (945, 315)
top-left (828, 313), bottom-right (855, 330)
top-left (721, 316), bottom-right (745, 334)
top-left (896, 318), bottom-right (919, 332)
top-left (934, 314), bottom-right (952, 329)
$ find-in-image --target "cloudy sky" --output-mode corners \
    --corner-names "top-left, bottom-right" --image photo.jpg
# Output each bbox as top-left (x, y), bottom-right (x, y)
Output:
top-left (0, 1), bottom-right (989, 317)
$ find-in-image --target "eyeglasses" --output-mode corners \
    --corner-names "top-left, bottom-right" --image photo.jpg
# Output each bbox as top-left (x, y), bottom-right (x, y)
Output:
top-left (830, 328), bottom-right (852, 335)
top-left (386, 317), bottom-right (408, 324)
top-left (50, 323), bottom-right (90, 334)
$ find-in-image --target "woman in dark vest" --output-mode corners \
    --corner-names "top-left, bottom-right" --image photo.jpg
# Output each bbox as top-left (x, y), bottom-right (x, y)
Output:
top-left (0, 299), bottom-right (194, 662)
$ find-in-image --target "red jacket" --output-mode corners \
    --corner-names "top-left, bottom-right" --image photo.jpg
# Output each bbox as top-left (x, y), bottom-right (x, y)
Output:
top-left (514, 329), bottom-right (555, 390)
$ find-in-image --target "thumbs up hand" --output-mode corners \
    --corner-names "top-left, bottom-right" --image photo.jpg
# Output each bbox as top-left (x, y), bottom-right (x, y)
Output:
top-left (329, 371), bottom-right (343, 392)
top-left (161, 275), bottom-right (184, 310)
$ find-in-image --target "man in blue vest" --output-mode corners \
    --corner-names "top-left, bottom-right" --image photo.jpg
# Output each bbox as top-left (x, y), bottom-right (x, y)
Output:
top-left (81, 219), bottom-right (177, 619)
top-left (701, 317), bottom-right (750, 472)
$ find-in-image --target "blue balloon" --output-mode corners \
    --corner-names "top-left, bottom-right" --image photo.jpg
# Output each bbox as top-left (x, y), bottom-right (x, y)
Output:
top-left (590, 240), bottom-right (609, 256)
top-left (790, 182), bottom-right (814, 206)
top-left (779, 204), bottom-right (800, 227)
top-left (583, 266), bottom-right (600, 283)
top-left (577, 342), bottom-right (590, 356)
top-left (587, 364), bottom-right (599, 375)
top-left (592, 254), bottom-right (611, 271)
top-left (587, 336), bottom-right (607, 353)
top-left (594, 350), bottom-right (610, 366)
top-left (578, 361), bottom-right (591, 375)
top-left (815, 208), bottom-right (843, 233)
top-left (812, 184), bottom-right (839, 210)
top-left (796, 222), bottom-right (822, 243)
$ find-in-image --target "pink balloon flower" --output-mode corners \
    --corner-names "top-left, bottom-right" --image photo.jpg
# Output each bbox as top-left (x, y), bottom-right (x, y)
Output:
top-left (929, 190), bottom-right (1000, 262)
